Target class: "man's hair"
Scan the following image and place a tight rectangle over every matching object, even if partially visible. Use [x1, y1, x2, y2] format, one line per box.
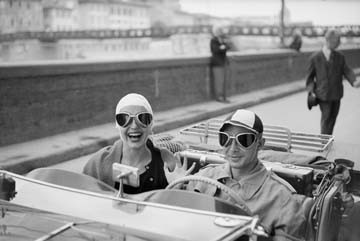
[325, 29, 340, 41]
[212, 25, 222, 37]
[324, 29, 341, 49]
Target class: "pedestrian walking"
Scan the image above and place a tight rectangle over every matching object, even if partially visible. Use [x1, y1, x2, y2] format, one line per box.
[306, 29, 360, 135]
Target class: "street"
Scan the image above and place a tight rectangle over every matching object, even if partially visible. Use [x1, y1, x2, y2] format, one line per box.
[53, 83, 360, 171]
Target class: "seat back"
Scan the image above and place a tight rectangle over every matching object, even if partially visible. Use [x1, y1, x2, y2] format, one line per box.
[142, 189, 250, 216]
[27, 168, 116, 195]
[308, 178, 344, 241]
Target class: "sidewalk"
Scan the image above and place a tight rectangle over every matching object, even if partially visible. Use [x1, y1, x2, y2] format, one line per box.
[0, 79, 306, 174]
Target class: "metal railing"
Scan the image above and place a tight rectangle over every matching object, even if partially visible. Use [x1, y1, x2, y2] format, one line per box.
[180, 119, 334, 155]
[1, 25, 359, 42]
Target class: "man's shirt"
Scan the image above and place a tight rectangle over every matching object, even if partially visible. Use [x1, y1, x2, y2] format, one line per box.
[187, 161, 311, 240]
[322, 45, 331, 61]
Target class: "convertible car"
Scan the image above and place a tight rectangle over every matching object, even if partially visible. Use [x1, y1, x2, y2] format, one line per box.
[1, 119, 359, 241]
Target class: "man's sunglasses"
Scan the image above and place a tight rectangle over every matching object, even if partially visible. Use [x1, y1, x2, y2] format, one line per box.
[116, 112, 153, 128]
[219, 132, 257, 148]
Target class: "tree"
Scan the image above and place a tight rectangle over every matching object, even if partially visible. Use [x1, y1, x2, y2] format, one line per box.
[279, 0, 285, 47]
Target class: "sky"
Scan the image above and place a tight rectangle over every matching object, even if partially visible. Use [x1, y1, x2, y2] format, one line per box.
[179, 0, 360, 26]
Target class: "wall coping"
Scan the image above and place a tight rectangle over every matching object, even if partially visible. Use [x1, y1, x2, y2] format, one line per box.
[1, 46, 358, 79]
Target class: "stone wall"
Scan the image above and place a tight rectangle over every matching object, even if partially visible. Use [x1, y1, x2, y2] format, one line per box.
[1, 47, 360, 146]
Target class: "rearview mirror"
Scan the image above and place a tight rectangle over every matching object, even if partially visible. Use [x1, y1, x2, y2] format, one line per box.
[112, 163, 140, 187]
[112, 163, 140, 197]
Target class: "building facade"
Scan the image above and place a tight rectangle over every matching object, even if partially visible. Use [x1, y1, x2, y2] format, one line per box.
[78, 0, 151, 30]
[43, 0, 79, 31]
[0, 0, 43, 34]
[0, 0, 232, 61]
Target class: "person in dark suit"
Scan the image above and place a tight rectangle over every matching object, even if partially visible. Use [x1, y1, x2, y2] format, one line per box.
[306, 29, 360, 135]
[289, 29, 302, 52]
[210, 25, 230, 103]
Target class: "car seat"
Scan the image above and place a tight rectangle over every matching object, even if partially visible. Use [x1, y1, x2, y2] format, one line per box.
[306, 166, 348, 241]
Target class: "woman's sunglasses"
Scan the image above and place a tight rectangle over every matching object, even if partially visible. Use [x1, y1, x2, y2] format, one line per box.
[116, 112, 153, 128]
[219, 132, 257, 148]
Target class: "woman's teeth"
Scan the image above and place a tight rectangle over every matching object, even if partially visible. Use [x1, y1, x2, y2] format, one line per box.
[128, 133, 142, 141]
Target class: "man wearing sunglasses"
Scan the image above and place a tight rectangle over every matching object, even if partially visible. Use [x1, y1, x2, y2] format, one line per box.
[186, 109, 310, 240]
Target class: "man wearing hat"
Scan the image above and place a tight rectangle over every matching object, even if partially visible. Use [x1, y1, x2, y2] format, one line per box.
[306, 29, 360, 135]
[186, 109, 311, 240]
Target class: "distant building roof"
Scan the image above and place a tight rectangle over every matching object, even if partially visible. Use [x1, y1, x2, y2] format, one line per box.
[78, 0, 150, 8]
[174, 10, 231, 21]
[43, 0, 77, 9]
[43, 5, 74, 11]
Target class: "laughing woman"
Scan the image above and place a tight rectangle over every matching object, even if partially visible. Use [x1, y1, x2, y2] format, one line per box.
[83, 93, 187, 194]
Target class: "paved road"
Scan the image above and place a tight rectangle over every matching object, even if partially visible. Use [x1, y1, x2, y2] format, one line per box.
[249, 83, 360, 168]
[53, 83, 360, 171]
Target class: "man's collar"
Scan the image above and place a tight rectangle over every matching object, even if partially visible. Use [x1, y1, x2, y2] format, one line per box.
[219, 162, 269, 199]
[214, 163, 232, 180]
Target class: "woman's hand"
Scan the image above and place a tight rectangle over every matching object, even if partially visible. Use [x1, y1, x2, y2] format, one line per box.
[164, 153, 195, 184]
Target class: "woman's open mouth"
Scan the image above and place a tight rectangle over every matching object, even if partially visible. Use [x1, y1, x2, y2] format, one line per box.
[128, 132, 143, 142]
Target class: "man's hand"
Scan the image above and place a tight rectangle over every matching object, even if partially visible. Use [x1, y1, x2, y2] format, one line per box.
[353, 78, 360, 88]
[309, 91, 316, 97]
[164, 153, 195, 184]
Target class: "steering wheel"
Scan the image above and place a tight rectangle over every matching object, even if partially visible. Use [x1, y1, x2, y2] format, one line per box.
[166, 175, 252, 215]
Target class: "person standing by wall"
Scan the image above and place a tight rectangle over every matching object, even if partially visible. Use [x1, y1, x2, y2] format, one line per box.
[210, 25, 230, 103]
[306, 29, 360, 135]
[288, 29, 302, 52]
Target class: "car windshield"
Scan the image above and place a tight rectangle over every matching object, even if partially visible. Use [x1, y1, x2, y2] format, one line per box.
[2, 170, 255, 241]
[1, 200, 153, 241]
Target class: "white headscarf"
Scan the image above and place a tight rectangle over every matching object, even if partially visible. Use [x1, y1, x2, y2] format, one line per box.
[115, 93, 153, 128]
[116, 93, 153, 114]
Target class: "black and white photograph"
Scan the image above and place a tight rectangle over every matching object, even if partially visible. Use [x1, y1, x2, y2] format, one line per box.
[1, 0, 360, 240]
